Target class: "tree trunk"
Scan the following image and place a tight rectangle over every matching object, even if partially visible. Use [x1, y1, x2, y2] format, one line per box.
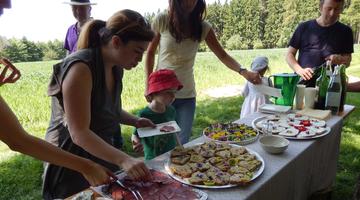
[354, 175, 360, 200]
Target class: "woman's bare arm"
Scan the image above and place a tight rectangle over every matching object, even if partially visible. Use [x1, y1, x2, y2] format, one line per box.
[0, 96, 112, 186]
[62, 63, 150, 180]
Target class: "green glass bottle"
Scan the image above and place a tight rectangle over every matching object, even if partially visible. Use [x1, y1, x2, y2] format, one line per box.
[315, 65, 330, 110]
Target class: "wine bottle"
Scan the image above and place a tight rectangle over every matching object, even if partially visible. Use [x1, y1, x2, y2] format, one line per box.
[315, 65, 330, 110]
[325, 66, 342, 115]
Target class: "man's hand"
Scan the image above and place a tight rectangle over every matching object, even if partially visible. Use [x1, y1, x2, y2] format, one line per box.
[326, 54, 351, 66]
[0, 58, 21, 86]
[295, 67, 313, 80]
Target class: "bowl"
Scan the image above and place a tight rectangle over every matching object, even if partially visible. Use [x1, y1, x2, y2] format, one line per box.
[259, 135, 289, 154]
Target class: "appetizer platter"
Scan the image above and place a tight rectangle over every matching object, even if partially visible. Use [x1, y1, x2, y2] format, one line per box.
[252, 114, 331, 140]
[203, 123, 259, 145]
[165, 141, 265, 189]
[92, 169, 207, 200]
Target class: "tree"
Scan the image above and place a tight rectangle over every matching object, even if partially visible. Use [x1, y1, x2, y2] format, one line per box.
[39, 40, 66, 61]
[207, 0, 227, 43]
[0, 36, 9, 58]
[263, 0, 285, 48]
[342, 0, 360, 44]
[223, 0, 264, 49]
[20, 37, 43, 61]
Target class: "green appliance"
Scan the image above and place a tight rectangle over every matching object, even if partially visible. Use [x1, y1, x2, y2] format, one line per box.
[270, 73, 300, 106]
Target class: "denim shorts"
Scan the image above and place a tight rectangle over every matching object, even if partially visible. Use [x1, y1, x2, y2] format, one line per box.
[172, 98, 196, 144]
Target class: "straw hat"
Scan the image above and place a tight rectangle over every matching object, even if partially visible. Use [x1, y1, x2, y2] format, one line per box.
[63, 0, 97, 6]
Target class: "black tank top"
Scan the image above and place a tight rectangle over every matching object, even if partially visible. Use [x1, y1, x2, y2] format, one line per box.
[43, 48, 123, 199]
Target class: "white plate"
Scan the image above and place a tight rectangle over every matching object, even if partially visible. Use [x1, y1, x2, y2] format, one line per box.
[202, 123, 259, 145]
[252, 116, 331, 140]
[137, 121, 181, 138]
[259, 104, 292, 114]
[164, 143, 265, 189]
[203, 132, 259, 146]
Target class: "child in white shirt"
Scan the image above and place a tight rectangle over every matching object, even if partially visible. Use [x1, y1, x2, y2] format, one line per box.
[240, 56, 271, 118]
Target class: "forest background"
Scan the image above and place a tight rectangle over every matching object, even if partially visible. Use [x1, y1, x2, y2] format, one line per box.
[0, 0, 359, 62]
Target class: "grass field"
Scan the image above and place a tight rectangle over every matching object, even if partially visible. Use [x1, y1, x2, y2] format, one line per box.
[0, 46, 359, 199]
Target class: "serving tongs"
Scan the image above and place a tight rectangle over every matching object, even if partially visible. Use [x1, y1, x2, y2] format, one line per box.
[114, 179, 143, 200]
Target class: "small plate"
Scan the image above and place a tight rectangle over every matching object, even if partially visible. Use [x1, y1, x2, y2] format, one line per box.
[259, 104, 292, 114]
[137, 121, 181, 138]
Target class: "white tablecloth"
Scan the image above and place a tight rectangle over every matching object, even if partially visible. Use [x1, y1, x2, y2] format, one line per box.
[146, 105, 355, 200]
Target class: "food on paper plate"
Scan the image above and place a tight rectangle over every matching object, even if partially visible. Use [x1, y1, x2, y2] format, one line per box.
[168, 141, 262, 186]
[160, 125, 176, 132]
[279, 128, 299, 137]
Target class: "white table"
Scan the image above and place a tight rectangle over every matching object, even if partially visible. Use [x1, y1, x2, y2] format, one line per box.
[146, 105, 355, 200]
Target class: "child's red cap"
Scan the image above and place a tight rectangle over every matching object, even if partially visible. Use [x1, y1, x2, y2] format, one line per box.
[146, 69, 183, 96]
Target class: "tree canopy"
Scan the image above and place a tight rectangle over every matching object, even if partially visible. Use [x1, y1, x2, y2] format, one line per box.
[0, 0, 359, 62]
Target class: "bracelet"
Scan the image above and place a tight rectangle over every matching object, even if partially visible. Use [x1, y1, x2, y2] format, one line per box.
[238, 67, 247, 75]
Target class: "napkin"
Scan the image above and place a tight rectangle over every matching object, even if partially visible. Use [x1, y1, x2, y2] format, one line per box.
[254, 84, 283, 98]
[296, 109, 331, 120]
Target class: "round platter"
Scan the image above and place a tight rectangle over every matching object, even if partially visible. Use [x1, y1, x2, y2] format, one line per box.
[91, 170, 208, 200]
[202, 123, 259, 145]
[164, 143, 265, 189]
[251, 114, 331, 140]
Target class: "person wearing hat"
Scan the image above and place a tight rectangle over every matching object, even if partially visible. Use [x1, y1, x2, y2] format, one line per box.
[145, 0, 261, 145]
[240, 56, 271, 119]
[132, 69, 183, 160]
[63, 0, 96, 55]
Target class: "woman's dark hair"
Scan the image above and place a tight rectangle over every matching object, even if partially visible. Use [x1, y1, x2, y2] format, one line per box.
[77, 9, 154, 49]
[168, 0, 206, 43]
[319, 0, 344, 7]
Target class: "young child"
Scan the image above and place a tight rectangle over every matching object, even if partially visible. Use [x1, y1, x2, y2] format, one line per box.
[240, 56, 271, 119]
[132, 69, 183, 160]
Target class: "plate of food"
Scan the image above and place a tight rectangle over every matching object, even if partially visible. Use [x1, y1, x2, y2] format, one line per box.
[164, 141, 265, 189]
[252, 113, 331, 140]
[137, 121, 181, 138]
[202, 123, 259, 145]
[92, 169, 207, 200]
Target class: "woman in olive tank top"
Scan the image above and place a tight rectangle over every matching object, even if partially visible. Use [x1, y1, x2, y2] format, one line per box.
[43, 9, 155, 200]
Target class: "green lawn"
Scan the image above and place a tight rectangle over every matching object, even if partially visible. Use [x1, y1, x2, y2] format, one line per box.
[0, 46, 359, 199]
